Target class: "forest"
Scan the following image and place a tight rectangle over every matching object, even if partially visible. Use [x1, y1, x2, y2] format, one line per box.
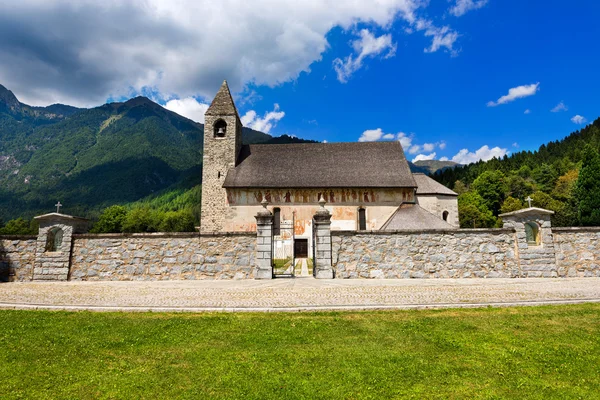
[434, 118, 600, 228]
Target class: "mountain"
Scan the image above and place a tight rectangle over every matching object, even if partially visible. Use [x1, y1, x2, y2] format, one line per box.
[0, 85, 315, 220]
[412, 160, 461, 175]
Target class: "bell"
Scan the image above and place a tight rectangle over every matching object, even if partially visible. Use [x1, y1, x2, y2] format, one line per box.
[218, 127, 225, 135]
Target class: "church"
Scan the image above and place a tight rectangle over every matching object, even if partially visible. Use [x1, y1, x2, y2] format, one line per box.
[200, 81, 458, 257]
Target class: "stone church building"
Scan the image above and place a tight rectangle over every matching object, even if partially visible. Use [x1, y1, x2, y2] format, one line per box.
[200, 81, 458, 258]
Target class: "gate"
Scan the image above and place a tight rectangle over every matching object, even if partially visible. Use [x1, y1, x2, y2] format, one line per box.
[312, 217, 317, 277]
[272, 213, 295, 277]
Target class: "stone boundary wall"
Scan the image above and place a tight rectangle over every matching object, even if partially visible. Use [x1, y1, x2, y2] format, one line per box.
[552, 227, 600, 277]
[332, 229, 520, 279]
[0, 236, 37, 282]
[69, 232, 256, 281]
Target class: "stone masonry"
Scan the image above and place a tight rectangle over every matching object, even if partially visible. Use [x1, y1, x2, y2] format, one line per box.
[200, 81, 243, 233]
[553, 227, 600, 277]
[0, 237, 36, 282]
[70, 233, 255, 281]
[332, 229, 519, 279]
[313, 197, 334, 279]
[33, 213, 89, 281]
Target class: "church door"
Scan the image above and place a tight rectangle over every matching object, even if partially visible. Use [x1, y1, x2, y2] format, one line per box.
[294, 239, 308, 258]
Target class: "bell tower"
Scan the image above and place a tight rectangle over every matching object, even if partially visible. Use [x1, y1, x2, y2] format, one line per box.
[200, 80, 243, 233]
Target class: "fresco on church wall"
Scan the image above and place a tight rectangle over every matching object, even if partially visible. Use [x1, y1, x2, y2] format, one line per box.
[226, 188, 414, 206]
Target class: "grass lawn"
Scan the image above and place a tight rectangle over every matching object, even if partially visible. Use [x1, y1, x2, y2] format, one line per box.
[1, 305, 600, 399]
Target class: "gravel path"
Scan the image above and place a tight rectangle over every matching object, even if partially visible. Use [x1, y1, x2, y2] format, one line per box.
[1, 278, 600, 312]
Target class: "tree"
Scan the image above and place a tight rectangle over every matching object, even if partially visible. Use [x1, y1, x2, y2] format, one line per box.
[159, 210, 196, 232]
[533, 163, 558, 193]
[458, 191, 497, 228]
[574, 145, 600, 226]
[90, 205, 128, 233]
[452, 180, 468, 195]
[0, 218, 36, 235]
[122, 207, 162, 233]
[471, 171, 508, 216]
[505, 174, 535, 200]
[500, 196, 523, 214]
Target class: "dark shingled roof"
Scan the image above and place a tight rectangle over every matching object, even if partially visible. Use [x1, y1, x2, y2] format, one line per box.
[205, 80, 240, 117]
[223, 141, 417, 188]
[380, 203, 455, 231]
[413, 173, 458, 196]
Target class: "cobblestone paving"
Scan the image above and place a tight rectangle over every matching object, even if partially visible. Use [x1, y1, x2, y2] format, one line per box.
[1, 278, 600, 311]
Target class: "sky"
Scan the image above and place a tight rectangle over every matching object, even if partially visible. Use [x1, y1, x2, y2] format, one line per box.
[0, 0, 599, 164]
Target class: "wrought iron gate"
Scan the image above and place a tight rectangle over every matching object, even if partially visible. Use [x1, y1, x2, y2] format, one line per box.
[272, 212, 295, 277]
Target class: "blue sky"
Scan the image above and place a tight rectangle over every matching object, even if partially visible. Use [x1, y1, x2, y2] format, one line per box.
[1, 0, 598, 164]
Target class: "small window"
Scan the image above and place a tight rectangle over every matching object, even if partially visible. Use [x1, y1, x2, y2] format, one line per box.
[214, 119, 227, 137]
[45, 227, 63, 252]
[358, 208, 366, 231]
[525, 221, 541, 246]
[273, 208, 281, 236]
[442, 211, 449, 221]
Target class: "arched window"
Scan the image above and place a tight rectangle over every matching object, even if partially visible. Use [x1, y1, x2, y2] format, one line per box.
[273, 208, 281, 236]
[525, 221, 541, 246]
[45, 227, 63, 252]
[358, 208, 366, 231]
[214, 119, 227, 137]
[442, 211, 449, 221]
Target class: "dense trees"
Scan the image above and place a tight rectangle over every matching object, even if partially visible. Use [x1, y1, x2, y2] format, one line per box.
[434, 118, 600, 227]
[574, 145, 600, 226]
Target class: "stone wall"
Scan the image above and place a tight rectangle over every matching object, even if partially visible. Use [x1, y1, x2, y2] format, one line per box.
[0, 236, 37, 282]
[69, 233, 255, 281]
[553, 227, 600, 277]
[332, 229, 519, 279]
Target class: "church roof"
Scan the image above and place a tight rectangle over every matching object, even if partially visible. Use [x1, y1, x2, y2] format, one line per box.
[205, 80, 240, 118]
[413, 173, 457, 196]
[380, 203, 456, 231]
[223, 141, 417, 189]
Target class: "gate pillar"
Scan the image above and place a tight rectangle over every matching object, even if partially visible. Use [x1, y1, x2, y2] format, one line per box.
[255, 199, 274, 279]
[313, 196, 334, 279]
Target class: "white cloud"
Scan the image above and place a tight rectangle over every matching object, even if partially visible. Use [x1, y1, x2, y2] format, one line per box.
[382, 133, 396, 139]
[397, 132, 413, 148]
[413, 152, 437, 162]
[439, 141, 447, 150]
[551, 101, 568, 112]
[164, 97, 209, 123]
[571, 115, 587, 125]
[524, 109, 531, 114]
[512, 142, 519, 148]
[422, 143, 436, 152]
[358, 128, 386, 142]
[451, 145, 508, 165]
[241, 104, 285, 133]
[449, 0, 488, 17]
[487, 83, 540, 107]
[414, 19, 459, 55]
[409, 145, 422, 154]
[333, 29, 397, 83]
[439, 156, 449, 161]
[0, 0, 431, 107]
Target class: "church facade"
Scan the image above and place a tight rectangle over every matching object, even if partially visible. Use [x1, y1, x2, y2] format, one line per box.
[200, 81, 459, 255]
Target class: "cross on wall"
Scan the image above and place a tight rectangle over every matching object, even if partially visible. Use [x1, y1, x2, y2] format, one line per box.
[55, 201, 63, 213]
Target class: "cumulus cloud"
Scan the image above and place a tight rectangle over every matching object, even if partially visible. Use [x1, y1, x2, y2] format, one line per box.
[551, 101, 568, 112]
[414, 19, 459, 55]
[524, 109, 531, 114]
[413, 152, 437, 162]
[241, 104, 285, 133]
[358, 128, 387, 142]
[0, 0, 445, 107]
[449, 0, 488, 17]
[357, 129, 447, 157]
[164, 97, 209, 123]
[439, 156, 449, 161]
[487, 83, 540, 107]
[451, 145, 508, 164]
[333, 29, 396, 83]
[571, 115, 587, 125]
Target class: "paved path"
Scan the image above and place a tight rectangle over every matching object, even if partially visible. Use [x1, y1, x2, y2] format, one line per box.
[1, 278, 600, 312]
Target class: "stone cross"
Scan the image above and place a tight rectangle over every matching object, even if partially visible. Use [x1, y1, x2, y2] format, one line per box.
[55, 201, 63, 213]
[525, 196, 533, 208]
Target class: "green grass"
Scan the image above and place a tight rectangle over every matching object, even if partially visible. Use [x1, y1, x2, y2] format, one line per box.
[1, 305, 600, 399]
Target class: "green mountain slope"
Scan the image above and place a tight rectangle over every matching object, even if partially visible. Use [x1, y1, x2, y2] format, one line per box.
[0, 85, 314, 220]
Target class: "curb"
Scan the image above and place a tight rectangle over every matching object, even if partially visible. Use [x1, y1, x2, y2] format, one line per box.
[1, 298, 600, 313]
